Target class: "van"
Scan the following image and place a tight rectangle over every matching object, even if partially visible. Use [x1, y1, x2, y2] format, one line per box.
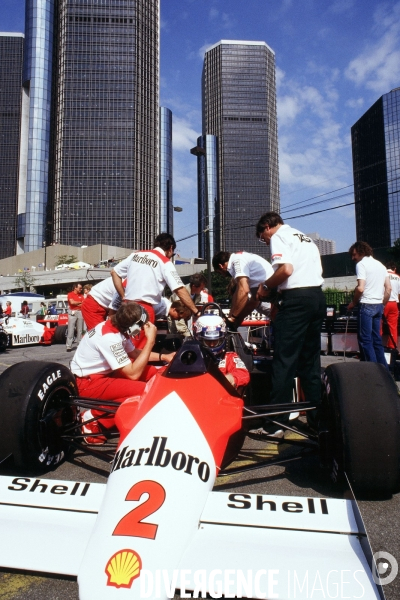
[0, 292, 46, 318]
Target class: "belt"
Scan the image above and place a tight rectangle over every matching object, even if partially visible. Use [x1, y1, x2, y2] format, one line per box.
[280, 286, 322, 294]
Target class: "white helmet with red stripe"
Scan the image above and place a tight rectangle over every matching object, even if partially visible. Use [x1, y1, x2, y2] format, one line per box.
[193, 314, 226, 357]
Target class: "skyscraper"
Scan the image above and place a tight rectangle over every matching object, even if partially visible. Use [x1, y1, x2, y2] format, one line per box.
[351, 87, 400, 249]
[200, 40, 279, 257]
[15, 0, 160, 255]
[159, 106, 173, 234]
[0, 33, 24, 259]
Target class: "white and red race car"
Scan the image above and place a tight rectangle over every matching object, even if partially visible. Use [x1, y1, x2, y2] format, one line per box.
[0, 332, 398, 598]
[0, 316, 67, 349]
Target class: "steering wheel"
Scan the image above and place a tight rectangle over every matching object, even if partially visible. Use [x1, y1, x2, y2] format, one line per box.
[199, 302, 225, 318]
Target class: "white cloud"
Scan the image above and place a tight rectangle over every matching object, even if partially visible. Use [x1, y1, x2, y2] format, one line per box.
[209, 8, 218, 20]
[328, 0, 355, 15]
[345, 97, 364, 109]
[345, 2, 400, 93]
[172, 117, 200, 153]
[198, 42, 212, 60]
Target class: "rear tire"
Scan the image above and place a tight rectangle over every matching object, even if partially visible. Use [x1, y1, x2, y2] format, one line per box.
[53, 324, 67, 344]
[321, 362, 400, 496]
[0, 361, 78, 471]
[0, 332, 7, 352]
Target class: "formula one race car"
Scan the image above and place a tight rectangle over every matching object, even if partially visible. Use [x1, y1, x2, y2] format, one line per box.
[0, 316, 67, 350]
[0, 327, 399, 598]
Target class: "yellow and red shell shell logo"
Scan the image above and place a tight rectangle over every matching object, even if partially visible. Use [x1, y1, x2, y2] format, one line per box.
[105, 549, 142, 588]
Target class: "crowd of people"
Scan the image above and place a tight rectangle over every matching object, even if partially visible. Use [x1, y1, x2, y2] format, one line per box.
[24, 214, 395, 443]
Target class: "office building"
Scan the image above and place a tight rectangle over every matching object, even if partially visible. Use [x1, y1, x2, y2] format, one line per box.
[159, 107, 173, 234]
[306, 232, 336, 256]
[15, 0, 160, 255]
[0, 33, 24, 259]
[351, 88, 400, 249]
[194, 135, 219, 259]
[200, 40, 279, 258]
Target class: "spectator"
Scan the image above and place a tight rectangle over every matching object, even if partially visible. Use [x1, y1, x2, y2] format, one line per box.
[382, 261, 400, 349]
[39, 302, 47, 316]
[66, 283, 84, 352]
[83, 284, 92, 298]
[20, 301, 30, 318]
[4, 301, 12, 317]
[348, 241, 390, 367]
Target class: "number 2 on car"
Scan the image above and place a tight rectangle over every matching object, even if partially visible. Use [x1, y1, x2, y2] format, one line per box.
[112, 480, 166, 540]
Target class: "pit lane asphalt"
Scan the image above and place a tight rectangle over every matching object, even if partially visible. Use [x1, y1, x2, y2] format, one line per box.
[0, 343, 399, 600]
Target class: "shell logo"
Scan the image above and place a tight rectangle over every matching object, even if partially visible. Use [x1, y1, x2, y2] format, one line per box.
[105, 549, 142, 588]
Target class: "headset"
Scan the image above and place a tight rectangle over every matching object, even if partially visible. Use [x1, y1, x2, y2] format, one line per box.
[124, 304, 148, 337]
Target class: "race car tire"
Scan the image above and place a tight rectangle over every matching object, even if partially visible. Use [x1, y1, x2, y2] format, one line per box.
[0, 361, 78, 471]
[0, 332, 7, 352]
[53, 324, 68, 344]
[321, 362, 400, 497]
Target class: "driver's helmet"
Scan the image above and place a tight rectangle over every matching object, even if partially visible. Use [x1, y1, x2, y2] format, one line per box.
[193, 314, 226, 357]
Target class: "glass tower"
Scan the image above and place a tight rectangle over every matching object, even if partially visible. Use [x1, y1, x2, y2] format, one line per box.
[196, 135, 219, 258]
[19, 0, 55, 253]
[0, 34, 24, 259]
[201, 40, 280, 257]
[159, 106, 173, 234]
[52, 0, 159, 249]
[351, 88, 400, 249]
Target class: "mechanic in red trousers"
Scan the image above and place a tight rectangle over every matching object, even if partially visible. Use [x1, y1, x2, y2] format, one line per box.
[81, 276, 126, 330]
[382, 261, 400, 348]
[193, 313, 250, 392]
[111, 233, 201, 327]
[70, 302, 173, 443]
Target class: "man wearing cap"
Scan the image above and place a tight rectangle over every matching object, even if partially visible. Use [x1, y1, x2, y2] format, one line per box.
[256, 212, 325, 433]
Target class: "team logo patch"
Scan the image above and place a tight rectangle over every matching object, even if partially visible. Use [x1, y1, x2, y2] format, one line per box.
[271, 253, 282, 260]
[105, 549, 142, 588]
[110, 342, 129, 364]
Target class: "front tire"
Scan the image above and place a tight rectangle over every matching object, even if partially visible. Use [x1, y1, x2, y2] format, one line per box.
[0, 332, 7, 352]
[0, 361, 78, 471]
[321, 362, 400, 496]
[53, 324, 68, 344]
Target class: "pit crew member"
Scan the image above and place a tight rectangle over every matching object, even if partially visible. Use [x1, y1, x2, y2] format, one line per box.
[212, 250, 273, 327]
[193, 314, 250, 392]
[256, 212, 325, 435]
[171, 273, 213, 336]
[81, 276, 126, 330]
[347, 241, 390, 367]
[110, 233, 201, 325]
[66, 283, 84, 352]
[71, 303, 170, 443]
[381, 261, 400, 349]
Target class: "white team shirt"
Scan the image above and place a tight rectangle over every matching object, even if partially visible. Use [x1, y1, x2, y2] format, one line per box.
[89, 277, 120, 308]
[227, 252, 273, 288]
[70, 320, 135, 377]
[270, 225, 323, 290]
[109, 292, 170, 319]
[356, 256, 387, 304]
[113, 247, 184, 304]
[387, 270, 400, 302]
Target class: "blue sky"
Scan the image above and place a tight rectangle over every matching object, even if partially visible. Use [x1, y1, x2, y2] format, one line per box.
[3, 1, 400, 257]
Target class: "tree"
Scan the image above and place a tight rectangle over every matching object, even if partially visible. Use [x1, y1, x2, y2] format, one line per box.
[389, 239, 400, 266]
[201, 270, 231, 304]
[14, 272, 36, 292]
[55, 254, 78, 266]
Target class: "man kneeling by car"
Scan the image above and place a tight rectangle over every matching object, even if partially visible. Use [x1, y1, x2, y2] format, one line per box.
[70, 302, 173, 444]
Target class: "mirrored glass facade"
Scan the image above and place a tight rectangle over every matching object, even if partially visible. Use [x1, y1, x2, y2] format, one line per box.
[52, 0, 159, 249]
[21, 0, 55, 252]
[159, 106, 173, 234]
[196, 135, 219, 258]
[202, 40, 279, 257]
[352, 88, 400, 249]
[0, 34, 24, 259]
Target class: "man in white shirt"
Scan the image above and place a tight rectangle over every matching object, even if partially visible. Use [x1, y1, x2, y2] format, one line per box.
[348, 242, 390, 366]
[71, 303, 171, 443]
[382, 261, 400, 348]
[212, 250, 274, 327]
[111, 233, 201, 325]
[256, 212, 326, 434]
